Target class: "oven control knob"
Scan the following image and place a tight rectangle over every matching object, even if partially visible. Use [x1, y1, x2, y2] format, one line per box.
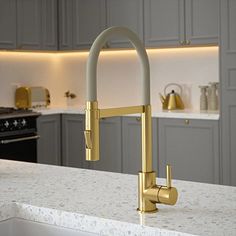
[13, 120, 18, 127]
[21, 119, 26, 126]
[4, 121, 9, 128]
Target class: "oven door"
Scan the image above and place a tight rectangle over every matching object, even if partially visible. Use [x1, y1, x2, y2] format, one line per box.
[0, 133, 40, 163]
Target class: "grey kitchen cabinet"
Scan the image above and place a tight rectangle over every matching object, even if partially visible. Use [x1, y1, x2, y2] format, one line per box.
[37, 115, 61, 165]
[0, 0, 17, 49]
[0, 0, 57, 50]
[59, 0, 106, 50]
[144, 0, 219, 47]
[144, 0, 185, 47]
[17, 0, 42, 50]
[158, 118, 220, 184]
[41, 0, 58, 50]
[106, 0, 144, 48]
[185, 0, 219, 45]
[61, 114, 89, 169]
[220, 0, 236, 186]
[90, 117, 122, 173]
[122, 117, 158, 175]
[17, 0, 58, 50]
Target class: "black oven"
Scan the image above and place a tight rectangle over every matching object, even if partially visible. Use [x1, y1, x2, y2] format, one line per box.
[0, 109, 40, 163]
[0, 133, 39, 162]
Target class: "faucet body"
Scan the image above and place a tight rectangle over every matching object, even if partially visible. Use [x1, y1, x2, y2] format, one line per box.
[84, 27, 178, 213]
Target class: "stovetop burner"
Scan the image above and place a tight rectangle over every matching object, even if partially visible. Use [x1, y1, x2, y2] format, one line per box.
[0, 107, 40, 120]
[0, 107, 31, 115]
[0, 107, 40, 135]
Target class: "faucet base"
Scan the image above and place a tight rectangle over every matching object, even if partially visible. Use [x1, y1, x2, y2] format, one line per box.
[137, 208, 158, 213]
[138, 171, 158, 213]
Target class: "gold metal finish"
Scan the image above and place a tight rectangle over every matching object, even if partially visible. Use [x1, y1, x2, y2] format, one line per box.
[84, 101, 99, 161]
[100, 106, 143, 118]
[15, 86, 50, 109]
[141, 105, 152, 173]
[185, 119, 190, 125]
[84, 131, 92, 149]
[84, 101, 178, 212]
[186, 40, 191, 45]
[159, 84, 185, 110]
[166, 164, 172, 188]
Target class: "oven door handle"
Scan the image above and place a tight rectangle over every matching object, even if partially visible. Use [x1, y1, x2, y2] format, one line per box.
[0, 135, 40, 144]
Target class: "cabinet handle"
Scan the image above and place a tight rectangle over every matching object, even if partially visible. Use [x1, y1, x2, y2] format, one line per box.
[136, 117, 141, 122]
[180, 40, 184, 45]
[186, 40, 191, 45]
[184, 119, 190, 125]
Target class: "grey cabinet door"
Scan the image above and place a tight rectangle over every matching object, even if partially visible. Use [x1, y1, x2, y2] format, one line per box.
[17, 0, 57, 50]
[58, 0, 73, 50]
[122, 117, 158, 175]
[144, 0, 218, 47]
[59, 0, 106, 50]
[106, 0, 144, 48]
[185, 0, 219, 46]
[17, 0, 42, 50]
[158, 118, 220, 184]
[41, 0, 58, 50]
[61, 114, 89, 169]
[37, 115, 61, 165]
[72, 0, 106, 49]
[220, 0, 236, 186]
[91, 117, 122, 173]
[0, 0, 17, 49]
[144, 0, 185, 47]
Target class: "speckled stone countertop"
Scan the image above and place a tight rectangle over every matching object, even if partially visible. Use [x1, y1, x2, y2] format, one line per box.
[1, 160, 235, 236]
[34, 107, 220, 120]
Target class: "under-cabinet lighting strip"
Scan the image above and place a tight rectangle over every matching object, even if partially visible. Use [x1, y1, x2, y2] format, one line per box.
[0, 46, 218, 57]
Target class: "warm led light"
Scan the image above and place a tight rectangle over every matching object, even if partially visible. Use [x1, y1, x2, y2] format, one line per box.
[0, 46, 218, 58]
[0, 50, 56, 60]
[56, 46, 219, 57]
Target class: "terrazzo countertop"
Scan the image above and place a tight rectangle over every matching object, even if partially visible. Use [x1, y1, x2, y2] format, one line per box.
[0, 160, 235, 236]
[34, 107, 220, 120]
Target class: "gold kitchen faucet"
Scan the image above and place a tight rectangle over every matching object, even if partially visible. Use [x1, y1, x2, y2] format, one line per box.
[84, 27, 178, 213]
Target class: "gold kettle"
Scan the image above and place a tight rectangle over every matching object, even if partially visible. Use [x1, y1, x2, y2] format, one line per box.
[159, 83, 185, 110]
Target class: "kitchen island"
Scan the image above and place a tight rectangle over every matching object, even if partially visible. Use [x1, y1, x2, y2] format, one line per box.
[0, 160, 235, 236]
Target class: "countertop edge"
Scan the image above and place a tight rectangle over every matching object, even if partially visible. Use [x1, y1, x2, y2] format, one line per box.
[4, 202, 193, 236]
[35, 108, 220, 120]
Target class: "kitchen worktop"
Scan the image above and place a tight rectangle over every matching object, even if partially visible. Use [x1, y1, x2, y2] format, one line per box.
[35, 107, 220, 120]
[0, 160, 235, 236]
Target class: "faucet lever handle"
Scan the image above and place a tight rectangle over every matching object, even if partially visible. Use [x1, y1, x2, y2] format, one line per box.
[84, 130, 92, 149]
[166, 164, 172, 188]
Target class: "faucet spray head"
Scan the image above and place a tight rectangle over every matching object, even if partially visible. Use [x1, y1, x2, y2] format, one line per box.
[84, 101, 100, 161]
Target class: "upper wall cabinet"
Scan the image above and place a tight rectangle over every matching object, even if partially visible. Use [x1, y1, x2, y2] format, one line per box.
[185, 0, 219, 45]
[144, 0, 185, 47]
[0, 0, 58, 50]
[144, 0, 219, 47]
[0, 0, 17, 49]
[17, 0, 42, 50]
[59, 0, 106, 50]
[41, 0, 58, 50]
[106, 0, 144, 48]
[17, 0, 58, 50]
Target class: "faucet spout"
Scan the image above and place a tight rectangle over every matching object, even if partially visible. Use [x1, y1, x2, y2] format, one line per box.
[84, 27, 178, 213]
[86, 27, 150, 105]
